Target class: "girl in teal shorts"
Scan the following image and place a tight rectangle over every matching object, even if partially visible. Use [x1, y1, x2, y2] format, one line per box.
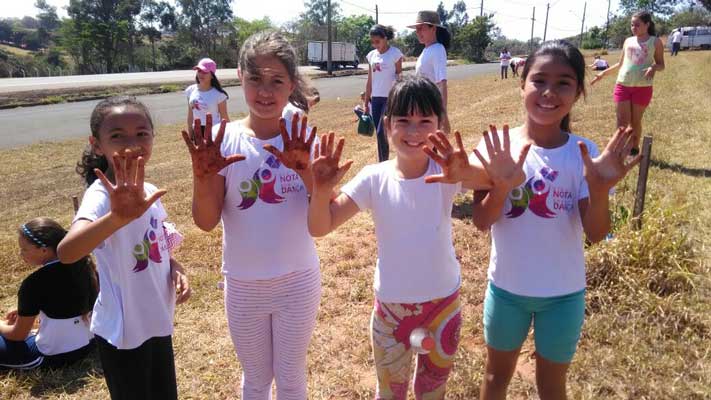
[466, 41, 642, 399]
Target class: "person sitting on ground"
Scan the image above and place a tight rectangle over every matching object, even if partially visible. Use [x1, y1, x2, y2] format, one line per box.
[353, 91, 367, 121]
[589, 55, 609, 71]
[0, 218, 98, 370]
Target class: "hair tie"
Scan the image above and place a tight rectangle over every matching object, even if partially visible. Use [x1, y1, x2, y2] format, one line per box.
[21, 224, 47, 248]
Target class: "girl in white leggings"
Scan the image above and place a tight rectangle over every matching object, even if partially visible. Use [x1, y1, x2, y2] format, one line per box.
[183, 31, 322, 400]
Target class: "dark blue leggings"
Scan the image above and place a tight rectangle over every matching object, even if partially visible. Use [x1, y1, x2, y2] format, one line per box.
[371, 96, 389, 162]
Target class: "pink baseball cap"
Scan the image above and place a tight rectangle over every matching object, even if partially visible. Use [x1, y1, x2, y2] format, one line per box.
[193, 58, 217, 74]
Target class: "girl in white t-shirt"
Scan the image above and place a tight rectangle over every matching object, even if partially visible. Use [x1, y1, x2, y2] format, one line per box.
[499, 48, 512, 79]
[58, 97, 191, 400]
[185, 57, 230, 138]
[182, 31, 321, 399]
[307, 75, 527, 399]
[462, 40, 642, 399]
[409, 10, 452, 134]
[365, 24, 403, 162]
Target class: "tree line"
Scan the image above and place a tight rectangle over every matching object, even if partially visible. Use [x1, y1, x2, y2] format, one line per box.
[0, 0, 709, 78]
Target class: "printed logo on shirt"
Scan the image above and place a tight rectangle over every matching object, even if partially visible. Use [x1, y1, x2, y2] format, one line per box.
[373, 62, 382, 72]
[191, 99, 206, 111]
[506, 167, 559, 219]
[132, 216, 163, 272]
[236, 155, 306, 210]
[627, 41, 650, 66]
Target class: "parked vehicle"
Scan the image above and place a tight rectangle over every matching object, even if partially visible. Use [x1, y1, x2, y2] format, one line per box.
[669, 26, 711, 50]
[307, 41, 359, 69]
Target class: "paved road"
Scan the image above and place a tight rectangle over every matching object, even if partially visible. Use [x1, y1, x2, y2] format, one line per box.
[0, 63, 498, 148]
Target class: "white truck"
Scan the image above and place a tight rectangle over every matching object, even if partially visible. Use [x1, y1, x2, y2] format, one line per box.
[669, 26, 711, 50]
[307, 41, 359, 69]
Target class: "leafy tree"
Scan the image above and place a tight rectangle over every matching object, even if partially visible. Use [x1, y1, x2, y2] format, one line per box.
[619, 0, 684, 15]
[455, 15, 495, 62]
[302, 0, 342, 26]
[436, 2, 450, 27]
[0, 20, 13, 43]
[700, 0, 711, 12]
[449, 0, 469, 55]
[177, 0, 233, 55]
[338, 14, 375, 60]
[234, 16, 274, 47]
[35, 1, 60, 32]
[667, 7, 711, 28]
[391, 30, 423, 57]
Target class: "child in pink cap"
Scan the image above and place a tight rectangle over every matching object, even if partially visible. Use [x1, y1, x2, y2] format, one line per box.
[185, 57, 230, 138]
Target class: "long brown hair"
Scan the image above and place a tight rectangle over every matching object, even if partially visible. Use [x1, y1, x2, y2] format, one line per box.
[238, 30, 314, 113]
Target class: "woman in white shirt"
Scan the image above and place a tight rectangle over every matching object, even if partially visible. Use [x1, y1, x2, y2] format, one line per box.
[365, 24, 403, 162]
[409, 10, 452, 133]
[185, 58, 230, 138]
[500, 48, 512, 79]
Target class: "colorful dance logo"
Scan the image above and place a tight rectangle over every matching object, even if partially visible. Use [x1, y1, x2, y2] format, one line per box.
[506, 167, 558, 219]
[132, 216, 163, 272]
[237, 155, 286, 210]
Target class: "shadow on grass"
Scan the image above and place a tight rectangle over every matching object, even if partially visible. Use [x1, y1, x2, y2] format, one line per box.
[651, 159, 711, 178]
[0, 349, 102, 397]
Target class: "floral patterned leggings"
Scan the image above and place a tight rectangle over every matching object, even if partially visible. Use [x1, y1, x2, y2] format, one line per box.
[371, 290, 462, 400]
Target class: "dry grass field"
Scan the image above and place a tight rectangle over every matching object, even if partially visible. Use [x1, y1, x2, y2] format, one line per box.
[0, 50, 709, 399]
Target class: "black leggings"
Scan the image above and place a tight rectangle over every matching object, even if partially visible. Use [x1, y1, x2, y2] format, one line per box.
[96, 335, 177, 400]
[501, 65, 509, 79]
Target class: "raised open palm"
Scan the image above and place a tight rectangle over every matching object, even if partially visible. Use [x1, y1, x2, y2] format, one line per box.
[311, 132, 353, 192]
[423, 130, 474, 184]
[264, 114, 316, 173]
[95, 149, 167, 225]
[580, 127, 642, 193]
[182, 114, 245, 179]
[472, 124, 530, 191]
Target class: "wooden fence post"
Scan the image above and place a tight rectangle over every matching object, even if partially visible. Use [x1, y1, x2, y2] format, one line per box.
[632, 136, 653, 230]
[72, 195, 80, 214]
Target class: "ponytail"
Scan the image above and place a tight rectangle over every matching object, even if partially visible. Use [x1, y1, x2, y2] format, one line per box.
[436, 26, 451, 50]
[370, 24, 395, 40]
[633, 10, 656, 36]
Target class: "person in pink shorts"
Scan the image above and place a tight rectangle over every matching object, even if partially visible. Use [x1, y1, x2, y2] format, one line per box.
[591, 10, 665, 155]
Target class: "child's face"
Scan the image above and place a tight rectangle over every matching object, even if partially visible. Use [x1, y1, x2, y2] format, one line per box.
[91, 106, 155, 167]
[415, 24, 436, 45]
[196, 70, 212, 85]
[18, 234, 50, 266]
[385, 111, 439, 161]
[370, 35, 386, 50]
[239, 55, 295, 120]
[630, 17, 649, 36]
[521, 55, 580, 129]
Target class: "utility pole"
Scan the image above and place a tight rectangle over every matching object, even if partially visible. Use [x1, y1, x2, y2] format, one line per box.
[543, 3, 550, 42]
[604, 0, 611, 48]
[529, 6, 536, 53]
[375, 4, 379, 24]
[579, 1, 586, 48]
[327, 0, 332, 75]
[480, 0, 483, 16]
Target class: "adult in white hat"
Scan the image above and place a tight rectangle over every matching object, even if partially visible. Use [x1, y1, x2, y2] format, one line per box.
[409, 10, 452, 133]
[185, 57, 230, 138]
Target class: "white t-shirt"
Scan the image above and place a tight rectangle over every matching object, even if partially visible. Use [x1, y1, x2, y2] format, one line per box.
[482, 128, 600, 297]
[75, 181, 175, 350]
[594, 59, 609, 68]
[341, 159, 462, 303]
[217, 121, 319, 280]
[671, 30, 683, 43]
[185, 84, 228, 126]
[500, 52, 512, 66]
[367, 46, 404, 97]
[416, 43, 447, 84]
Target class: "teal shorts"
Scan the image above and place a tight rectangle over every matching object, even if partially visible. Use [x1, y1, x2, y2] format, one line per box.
[483, 282, 585, 364]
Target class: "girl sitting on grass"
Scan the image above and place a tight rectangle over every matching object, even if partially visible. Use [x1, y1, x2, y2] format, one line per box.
[307, 75, 528, 399]
[0, 218, 97, 370]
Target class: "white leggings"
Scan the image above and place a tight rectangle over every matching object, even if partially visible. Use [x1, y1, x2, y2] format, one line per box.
[224, 268, 321, 400]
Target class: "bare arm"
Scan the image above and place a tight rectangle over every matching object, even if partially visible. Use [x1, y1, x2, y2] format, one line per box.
[591, 45, 625, 85]
[170, 257, 191, 305]
[58, 216, 126, 263]
[471, 188, 509, 231]
[395, 57, 403, 77]
[579, 192, 611, 244]
[365, 64, 372, 113]
[437, 80, 448, 108]
[308, 192, 360, 237]
[191, 175, 226, 231]
[187, 106, 194, 136]
[652, 38, 665, 72]
[0, 315, 35, 341]
[218, 101, 230, 123]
